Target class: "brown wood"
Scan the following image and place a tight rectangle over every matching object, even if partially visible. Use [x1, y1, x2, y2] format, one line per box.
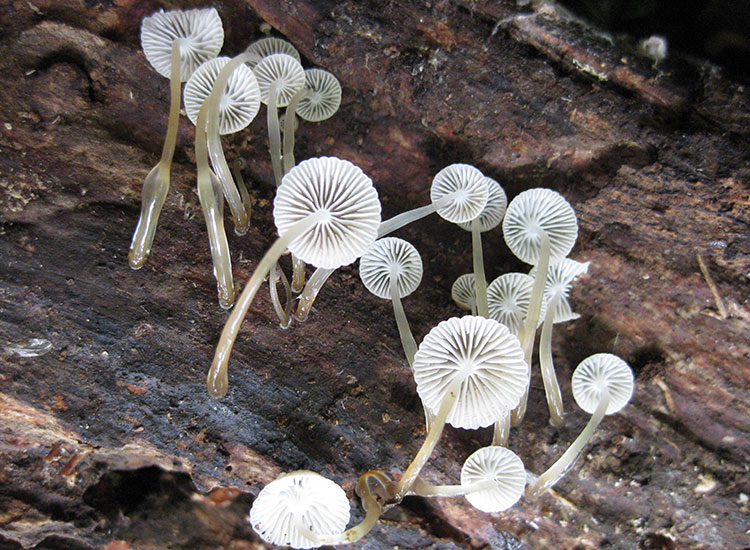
[0, 1, 747, 549]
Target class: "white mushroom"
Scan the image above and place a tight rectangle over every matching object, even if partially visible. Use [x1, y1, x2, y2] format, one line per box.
[244, 36, 301, 69]
[451, 274, 478, 315]
[486, 272, 547, 336]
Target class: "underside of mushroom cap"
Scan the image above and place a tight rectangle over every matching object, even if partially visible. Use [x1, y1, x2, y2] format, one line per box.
[461, 446, 526, 512]
[430, 164, 489, 224]
[254, 53, 306, 107]
[274, 157, 381, 270]
[413, 316, 528, 430]
[572, 353, 634, 415]
[451, 274, 477, 310]
[530, 258, 590, 323]
[244, 36, 301, 69]
[184, 57, 261, 134]
[141, 8, 224, 81]
[360, 237, 423, 300]
[249, 470, 350, 549]
[502, 188, 578, 265]
[457, 177, 507, 232]
[296, 69, 342, 122]
[487, 272, 548, 334]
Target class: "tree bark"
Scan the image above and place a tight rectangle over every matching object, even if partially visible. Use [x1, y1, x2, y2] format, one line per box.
[0, 1, 747, 549]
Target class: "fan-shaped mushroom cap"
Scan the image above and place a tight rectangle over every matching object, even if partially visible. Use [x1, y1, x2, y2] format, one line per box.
[184, 57, 261, 134]
[530, 258, 589, 323]
[359, 237, 423, 300]
[249, 470, 350, 549]
[486, 273, 547, 334]
[253, 53, 306, 107]
[244, 36, 301, 69]
[502, 188, 578, 265]
[457, 177, 507, 232]
[430, 164, 489, 224]
[451, 274, 476, 310]
[461, 446, 526, 513]
[413, 316, 528, 430]
[274, 157, 381, 270]
[141, 8, 224, 81]
[296, 69, 342, 122]
[572, 353, 634, 415]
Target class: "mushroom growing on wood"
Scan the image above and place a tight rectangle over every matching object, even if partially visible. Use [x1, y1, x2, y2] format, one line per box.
[129, 8, 223, 269]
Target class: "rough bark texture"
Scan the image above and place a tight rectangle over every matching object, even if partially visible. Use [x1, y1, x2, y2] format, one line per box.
[0, 1, 748, 549]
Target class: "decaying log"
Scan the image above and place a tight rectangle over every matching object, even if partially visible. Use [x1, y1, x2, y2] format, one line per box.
[0, 1, 748, 549]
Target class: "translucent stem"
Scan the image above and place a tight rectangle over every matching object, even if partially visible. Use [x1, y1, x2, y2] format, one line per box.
[539, 293, 564, 426]
[411, 478, 503, 498]
[269, 261, 293, 328]
[207, 211, 327, 397]
[471, 218, 489, 318]
[295, 267, 334, 321]
[196, 103, 234, 309]
[282, 88, 308, 175]
[295, 487, 382, 545]
[231, 158, 252, 220]
[492, 409, 510, 446]
[526, 387, 610, 498]
[267, 81, 283, 187]
[390, 271, 417, 369]
[128, 40, 181, 269]
[511, 231, 551, 426]
[392, 378, 461, 501]
[291, 255, 306, 293]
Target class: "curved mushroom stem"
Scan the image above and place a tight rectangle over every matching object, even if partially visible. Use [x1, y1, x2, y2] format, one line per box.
[525, 386, 610, 498]
[539, 293, 564, 426]
[410, 478, 503, 498]
[207, 210, 328, 398]
[291, 256, 306, 294]
[511, 230, 551, 426]
[267, 81, 283, 187]
[491, 409, 510, 446]
[196, 103, 235, 309]
[390, 271, 417, 368]
[391, 378, 462, 502]
[268, 261, 293, 329]
[128, 40, 181, 269]
[295, 266, 334, 321]
[206, 52, 253, 236]
[471, 218, 489, 318]
[230, 158, 252, 221]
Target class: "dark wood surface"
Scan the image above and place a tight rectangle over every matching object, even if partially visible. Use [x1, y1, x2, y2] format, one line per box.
[0, 1, 748, 549]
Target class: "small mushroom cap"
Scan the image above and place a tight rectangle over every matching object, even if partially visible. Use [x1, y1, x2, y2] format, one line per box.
[274, 157, 381, 270]
[461, 446, 526, 513]
[249, 470, 350, 549]
[572, 353, 634, 415]
[502, 188, 578, 265]
[296, 69, 342, 122]
[141, 8, 224, 81]
[253, 53, 306, 107]
[183, 57, 261, 134]
[530, 258, 589, 323]
[359, 237, 423, 300]
[451, 274, 476, 310]
[486, 273, 548, 334]
[430, 164, 489, 224]
[413, 316, 528, 430]
[457, 177, 507, 232]
[244, 36, 301, 69]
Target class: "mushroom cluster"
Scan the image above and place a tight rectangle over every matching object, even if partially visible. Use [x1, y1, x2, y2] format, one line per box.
[130, 9, 636, 549]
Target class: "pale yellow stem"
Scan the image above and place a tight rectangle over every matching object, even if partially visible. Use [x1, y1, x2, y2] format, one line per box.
[491, 409, 510, 446]
[471, 218, 489, 318]
[267, 81, 283, 187]
[539, 293, 564, 426]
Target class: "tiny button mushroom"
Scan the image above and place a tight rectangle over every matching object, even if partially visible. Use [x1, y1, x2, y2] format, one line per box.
[451, 274, 478, 315]
[243, 36, 301, 69]
[526, 353, 634, 498]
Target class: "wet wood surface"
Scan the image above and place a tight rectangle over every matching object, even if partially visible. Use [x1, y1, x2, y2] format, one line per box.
[0, 1, 748, 549]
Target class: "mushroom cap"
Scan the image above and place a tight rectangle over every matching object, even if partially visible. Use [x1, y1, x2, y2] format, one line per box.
[530, 258, 590, 323]
[457, 177, 507, 232]
[486, 273, 548, 335]
[249, 470, 350, 549]
[183, 57, 261, 134]
[502, 188, 578, 265]
[451, 274, 476, 310]
[413, 316, 528, 430]
[253, 53, 306, 107]
[141, 8, 224, 81]
[359, 237, 423, 300]
[244, 37, 301, 69]
[274, 157, 382, 270]
[430, 164, 489, 224]
[572, 353, 634, 415]
[461, 446, 526, 513]
[296, 69, 342, 122]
